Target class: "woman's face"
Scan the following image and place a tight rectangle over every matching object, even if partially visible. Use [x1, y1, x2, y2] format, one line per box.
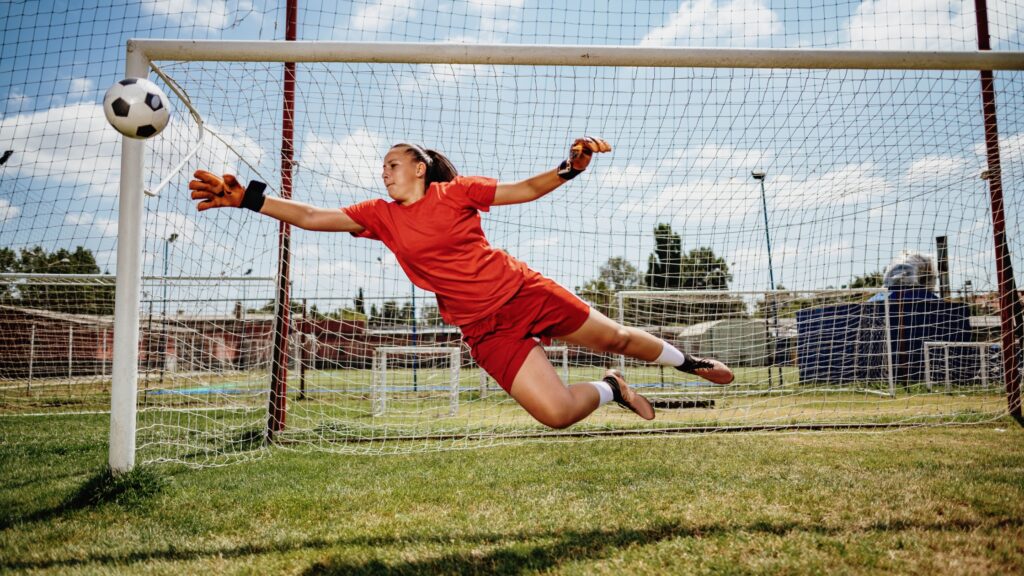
[381, 147, 426, 204]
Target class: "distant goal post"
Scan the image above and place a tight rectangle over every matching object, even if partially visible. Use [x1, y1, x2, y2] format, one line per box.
[371, 346, 461, 417]
[616, 288, 912, 397]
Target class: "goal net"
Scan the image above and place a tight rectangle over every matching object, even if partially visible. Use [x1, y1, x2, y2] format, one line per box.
[106, 41, 1022, 467]
[617, 288, 1007, 398]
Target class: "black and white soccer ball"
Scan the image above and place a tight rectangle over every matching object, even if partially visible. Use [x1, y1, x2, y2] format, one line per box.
[102, 77, 171, 139]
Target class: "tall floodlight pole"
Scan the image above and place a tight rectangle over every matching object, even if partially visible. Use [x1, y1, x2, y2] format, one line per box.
[412, 283, 418, 390]
[161, 233, 178, 316]
[159, 232, 177, 387]
[752, 170, 783, 387]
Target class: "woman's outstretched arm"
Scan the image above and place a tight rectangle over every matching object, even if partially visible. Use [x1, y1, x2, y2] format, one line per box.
[189, 170, 365, 233]
[492, 137, 611, 206]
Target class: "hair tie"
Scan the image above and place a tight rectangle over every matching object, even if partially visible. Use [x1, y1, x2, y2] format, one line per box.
[408, 144, 433, 165]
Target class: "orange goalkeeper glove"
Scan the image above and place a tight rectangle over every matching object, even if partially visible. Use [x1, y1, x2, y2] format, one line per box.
[556, 136, 612, 180]
[189, 170, 267, 212]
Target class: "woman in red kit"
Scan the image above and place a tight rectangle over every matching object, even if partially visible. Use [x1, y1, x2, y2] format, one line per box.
[189, 138, 733, 429]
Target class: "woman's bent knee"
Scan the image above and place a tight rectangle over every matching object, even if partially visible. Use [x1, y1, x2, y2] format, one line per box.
[531, 404, 576, 429]
[601, 328, 632, 354]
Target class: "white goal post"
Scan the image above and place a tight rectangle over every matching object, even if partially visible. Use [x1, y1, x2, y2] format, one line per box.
[371, 346, 461, 417]
[478, 346, 569, 397]
[923, 341, 1002, 392]
[109, 40, 1024, 472]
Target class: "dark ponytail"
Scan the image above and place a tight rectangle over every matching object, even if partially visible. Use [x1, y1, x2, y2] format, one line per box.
[393, 143, 458, 188]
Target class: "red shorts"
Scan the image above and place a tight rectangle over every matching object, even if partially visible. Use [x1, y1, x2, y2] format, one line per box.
[461, 271, 590, 393]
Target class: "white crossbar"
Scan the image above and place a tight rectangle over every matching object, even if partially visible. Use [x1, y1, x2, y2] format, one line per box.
[129, 40, 1024, 70]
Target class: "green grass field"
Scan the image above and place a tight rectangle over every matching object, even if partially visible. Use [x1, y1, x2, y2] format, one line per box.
[2, 412, 1022, 575]
[3, 364, 1012, 467]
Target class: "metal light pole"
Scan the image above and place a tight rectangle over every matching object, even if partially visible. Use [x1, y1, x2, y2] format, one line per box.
[752, 171, 783, 386]
[162, 233, 178, 319]
[159, 232, 177, 387]
[410, 282, 418, 390]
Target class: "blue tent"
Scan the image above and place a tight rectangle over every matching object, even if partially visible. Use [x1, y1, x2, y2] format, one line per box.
[796, 290, 972, 384]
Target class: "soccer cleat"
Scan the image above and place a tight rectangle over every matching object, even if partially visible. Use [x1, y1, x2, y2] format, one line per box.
[676, 355, 735, 385]
[603, 369, 655, 421]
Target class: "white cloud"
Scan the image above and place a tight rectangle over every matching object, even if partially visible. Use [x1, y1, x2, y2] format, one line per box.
[191, 121, 268, 179]
[440, 0, 524, 42]
[523, 235, 560, 249]
[602, 142, 770, 190]
[466, 0, 525, 15]
[612, 159, 894, 228]
[641, 0, 781, 47]
[660, 144, 773, 174]
[65, 212, 118, 238]
[607, 143, 774, 221]
[769, 163, 893, 210]
[0, 102, 121, 196]
[614, 177, 756, 224]
[0, 199, 19, 222]
[601, 164, 661, 190]
[904, 154, 973, 186]
[847, 0, 975, 50]
[142, 0, 255, 30]
[396, 63, 512, 99]
[350, 0, 419, 33]
[990, 131, 1024, 166]
[62, 210, 202, 250]
[300, 127, 389, 198]
[5, 89, 30, 112]
[0, 101, 268, 200]
[144, 211, 202, 246]
[68, 78, 96, 102]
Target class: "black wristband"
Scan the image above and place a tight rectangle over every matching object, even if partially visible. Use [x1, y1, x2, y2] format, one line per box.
[557, 160, 583, 181]
[241, 180, 267, 212]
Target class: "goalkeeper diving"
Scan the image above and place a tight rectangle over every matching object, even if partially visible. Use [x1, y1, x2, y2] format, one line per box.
[189, 138, 734, 428]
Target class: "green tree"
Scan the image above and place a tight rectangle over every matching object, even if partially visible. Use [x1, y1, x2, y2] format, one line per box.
[420, 305, 444, 326]
[577, 257, 642, 317]
[643, 225, 731, 290]
[644, 223, 683, 289]
[599, 257, 641, 291]
[307, 303, 328, 320]
[0, 247, 16, 300]
[0, 245, 113, 314]
[639, 225, 736, 324]
[848, 271, 884, 289]
[680, 247, 731, 290]
[354, 288, 366, 316]
[382, 301, 398, 323]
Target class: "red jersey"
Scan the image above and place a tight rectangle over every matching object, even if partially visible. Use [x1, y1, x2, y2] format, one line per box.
[342, 176, 531, 326]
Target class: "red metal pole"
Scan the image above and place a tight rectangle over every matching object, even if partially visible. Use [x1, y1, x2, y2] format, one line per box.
[269, 0, 298, 437]
[975, 0, 1022, 421]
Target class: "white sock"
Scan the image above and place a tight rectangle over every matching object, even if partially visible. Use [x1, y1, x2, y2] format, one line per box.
[588, 380, 615, 405]
[655, 341, 686, 367]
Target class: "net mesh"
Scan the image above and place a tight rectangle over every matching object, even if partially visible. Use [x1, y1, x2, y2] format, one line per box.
[129, 60, 1024, 464]
[0, 1, 1022, 467]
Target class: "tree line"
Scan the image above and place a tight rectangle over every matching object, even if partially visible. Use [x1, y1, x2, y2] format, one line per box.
[0, 246, 114, 315]
[5, 230, 891, 325]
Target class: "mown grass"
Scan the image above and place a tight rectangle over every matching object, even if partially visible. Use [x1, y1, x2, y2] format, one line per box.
[1, 412, 1023, 575]
[3, 364, 979, 414]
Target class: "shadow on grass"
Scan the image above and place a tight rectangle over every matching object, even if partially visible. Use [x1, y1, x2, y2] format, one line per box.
[304, 522, 697, 575]
[0, 465, 166, 531]
[176, 426, 268, 463]
[5, 516, 1022, 574]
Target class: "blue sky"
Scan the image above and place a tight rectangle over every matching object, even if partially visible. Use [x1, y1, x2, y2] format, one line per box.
[0, 1, 1022, 314]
